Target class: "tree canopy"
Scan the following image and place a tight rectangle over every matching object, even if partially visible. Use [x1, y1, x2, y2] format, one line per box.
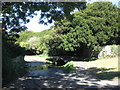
[2, 2, 86, 32]
[47, 2, 119, 56]
[16, 2, 119, 57]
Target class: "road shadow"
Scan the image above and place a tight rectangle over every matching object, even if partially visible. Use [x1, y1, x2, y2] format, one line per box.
[4, 67, 119, 88]
[86, 67, 120, 80]
[46, 56, 98, 62]
[25, 62, 50, 68]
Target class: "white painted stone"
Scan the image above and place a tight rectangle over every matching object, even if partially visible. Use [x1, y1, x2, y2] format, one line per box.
[98, 45, 119, 58]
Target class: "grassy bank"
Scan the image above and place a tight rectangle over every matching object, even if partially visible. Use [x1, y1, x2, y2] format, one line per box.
[85, 56, 119, 80]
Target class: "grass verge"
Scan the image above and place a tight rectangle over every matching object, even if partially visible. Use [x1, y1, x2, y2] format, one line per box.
[85, 56, 119, 80]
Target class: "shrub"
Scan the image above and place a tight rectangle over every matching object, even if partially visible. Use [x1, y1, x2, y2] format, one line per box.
[2, 32, 27, 86]
[111, 45, 119, 56]
[63, 61, 75, 73]
[2, 57, 27, 86]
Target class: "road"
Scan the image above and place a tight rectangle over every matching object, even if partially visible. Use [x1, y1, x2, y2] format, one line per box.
[3, 56, 119, 88]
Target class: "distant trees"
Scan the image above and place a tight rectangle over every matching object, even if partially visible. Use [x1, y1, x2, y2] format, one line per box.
[16, 29, 53, 55]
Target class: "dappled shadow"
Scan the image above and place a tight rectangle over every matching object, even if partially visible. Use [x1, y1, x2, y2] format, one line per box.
[86, 67, 120, 80]
[4, 67, 119, 88]
[26, 62, 50, 67]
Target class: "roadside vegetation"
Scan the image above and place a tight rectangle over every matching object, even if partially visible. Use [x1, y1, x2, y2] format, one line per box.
[2, 31, 27, 86]
[85, 56, 119, 80]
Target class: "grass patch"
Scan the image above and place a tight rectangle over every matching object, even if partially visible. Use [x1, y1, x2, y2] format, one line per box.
[63, 61, 75, 73]
[85, 56, 119, 80]
[85, 56, 119, 71]
[45, 60, 53, 64]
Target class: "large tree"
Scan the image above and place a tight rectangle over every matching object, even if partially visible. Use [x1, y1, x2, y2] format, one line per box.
[49, 2, 119, 56]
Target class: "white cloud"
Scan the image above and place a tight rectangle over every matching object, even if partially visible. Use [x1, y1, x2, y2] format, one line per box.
[25, 21, 54, 32]
[87, 0, 119, 4]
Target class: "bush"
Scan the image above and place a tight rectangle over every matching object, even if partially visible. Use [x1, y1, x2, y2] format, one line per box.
[2, 32, 27, 86]
[111, 45, 119, 56]
[63, 61, 75, 73]
[2, 57, 27, 86]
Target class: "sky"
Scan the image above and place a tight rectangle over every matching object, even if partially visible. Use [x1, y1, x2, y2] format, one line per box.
[25, 11, 54, 32]
[25, 0, 119, 32]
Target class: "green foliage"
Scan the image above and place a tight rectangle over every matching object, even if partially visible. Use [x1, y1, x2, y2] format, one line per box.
[46, 34, 64, 55]
[3, 31, 25, 58]
[2, 2, 86, 49]
[16, 31, 34, 42]
[16, 29, 53, 55]
[83, 57, 97, 61]
[111, 45, 119, 56]
[2, 2, 86, 30]
[2, 57, 27, 85]
[16, 2, 119, 58]
[63, 61, 75, 73]
[52, 2, 119, 57]
[2, 31, 27, 86]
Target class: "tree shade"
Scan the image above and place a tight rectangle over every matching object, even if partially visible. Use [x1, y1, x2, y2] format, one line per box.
[2, 2, 86, 32]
